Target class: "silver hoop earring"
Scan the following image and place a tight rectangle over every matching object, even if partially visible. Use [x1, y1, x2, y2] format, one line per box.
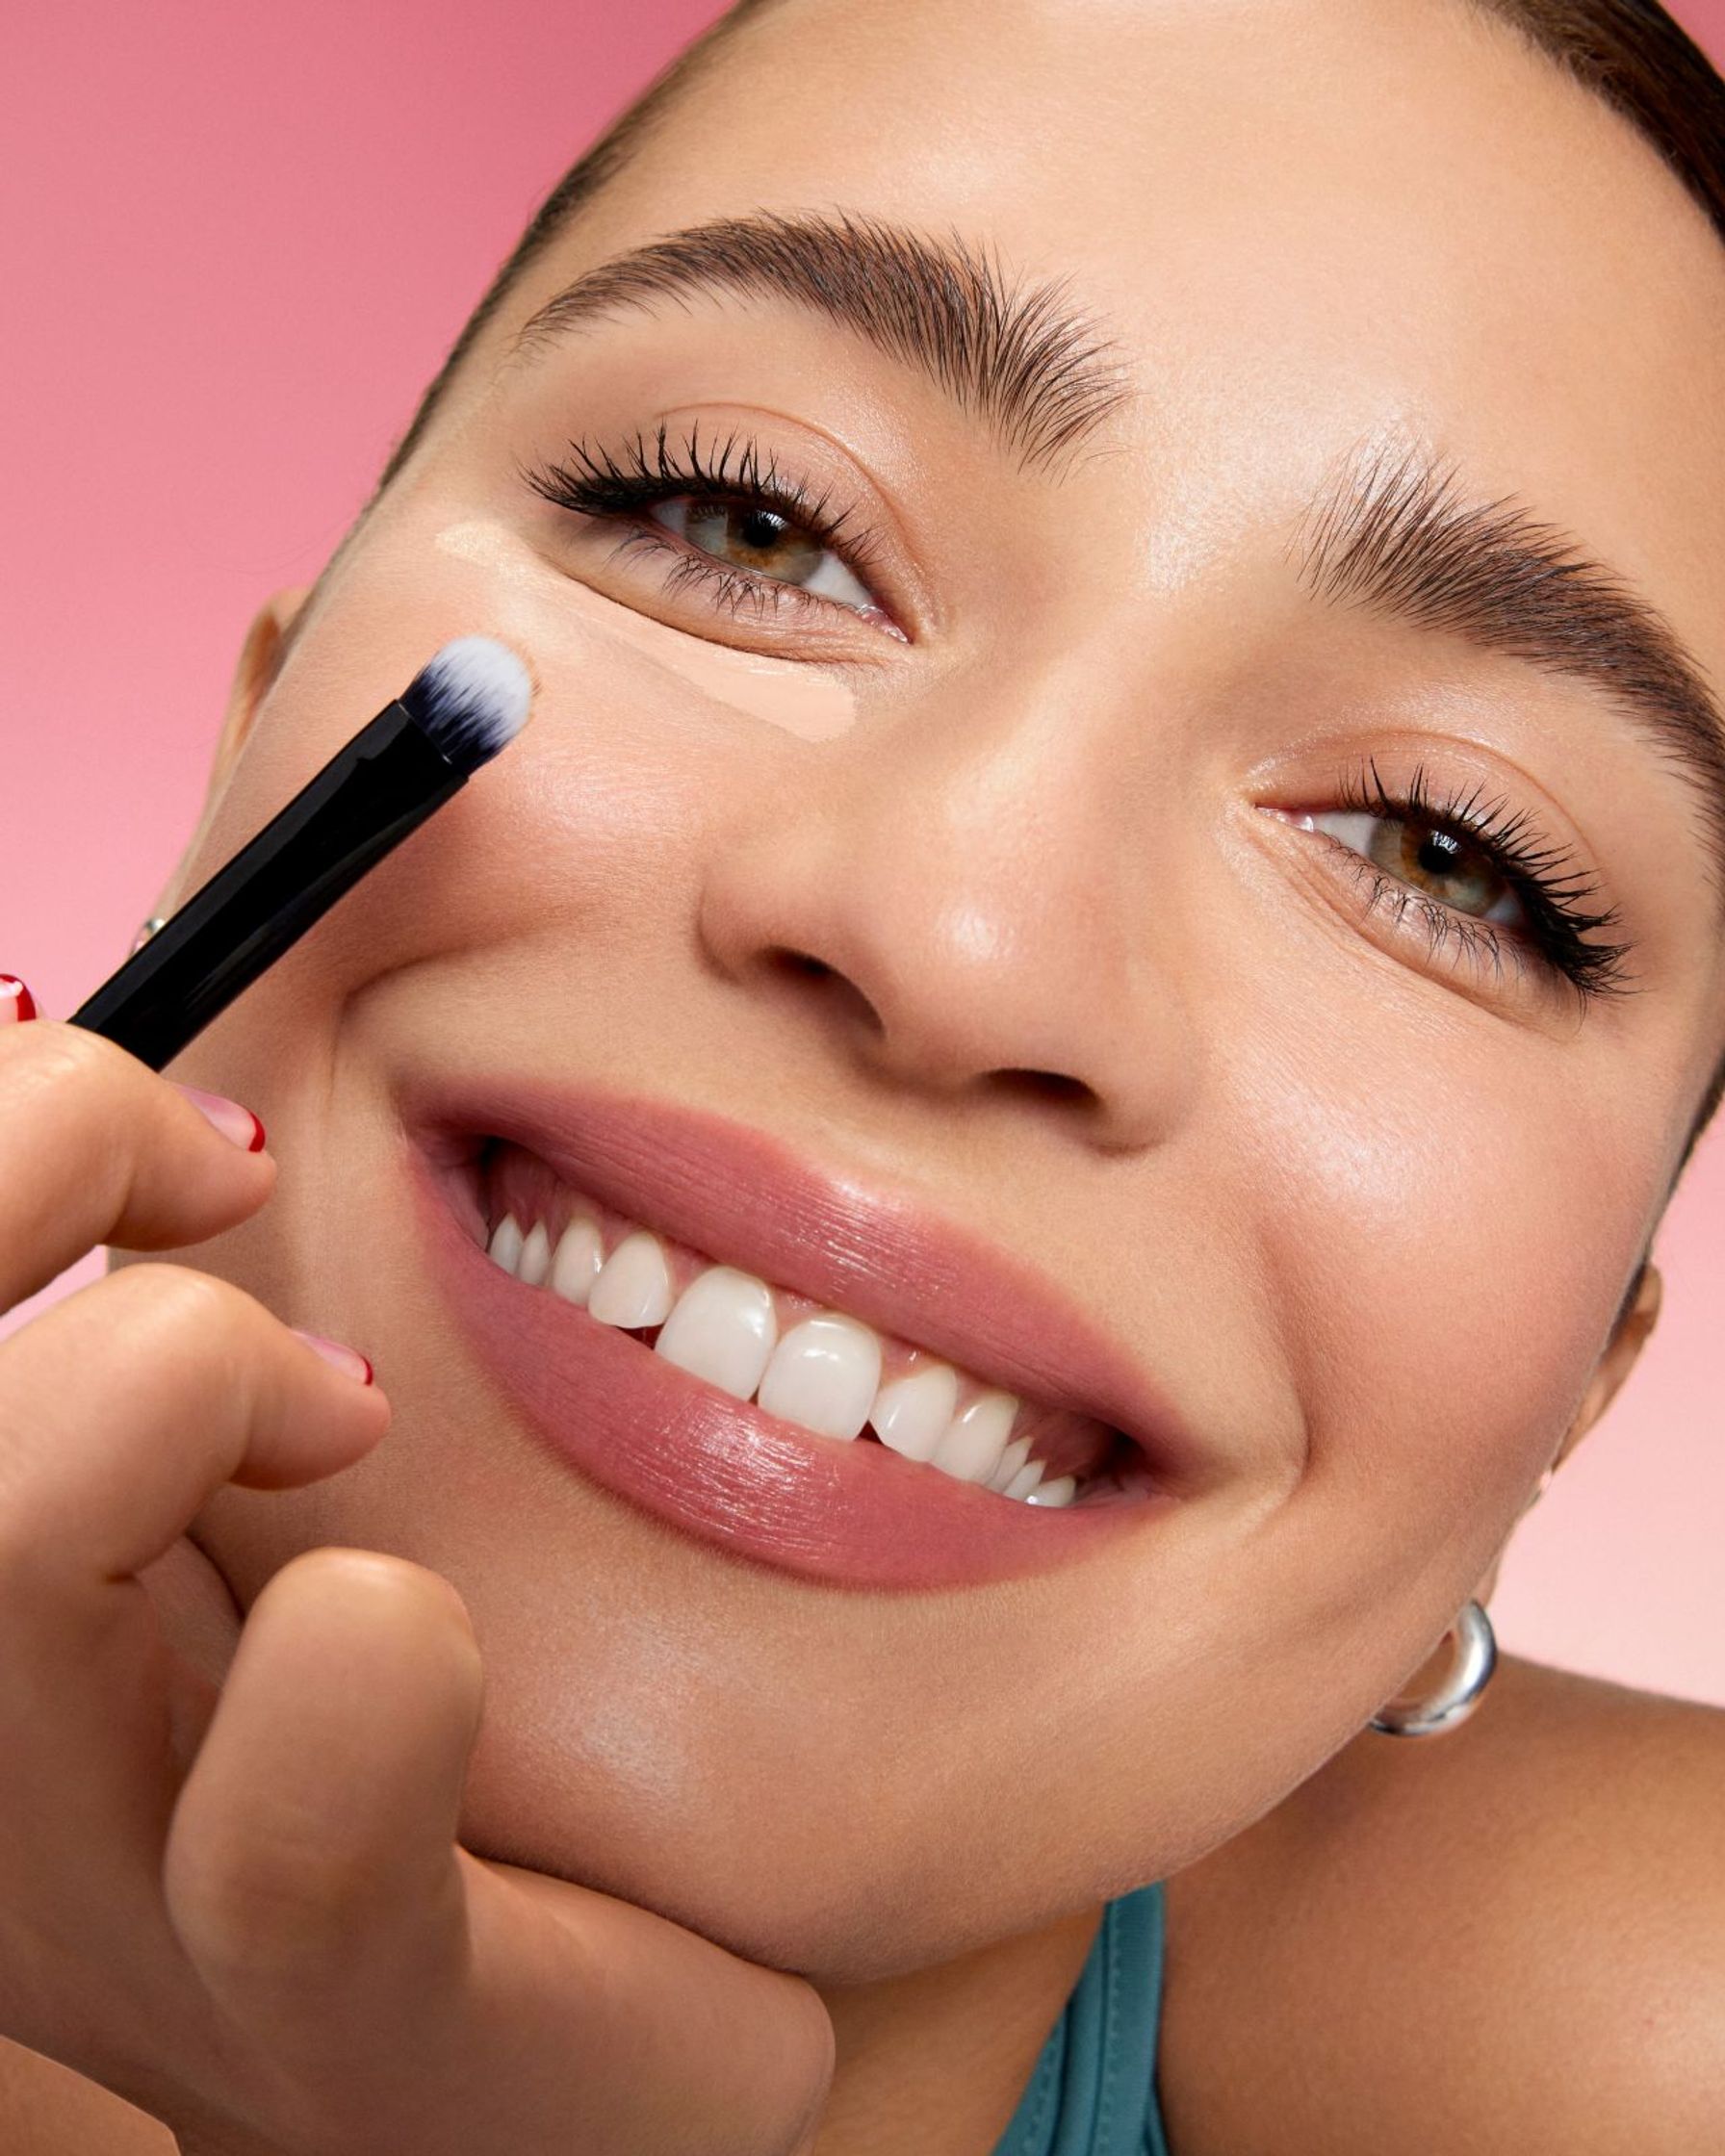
[1368, 1599, 1497, 1738]
[131, 916, 168, 955]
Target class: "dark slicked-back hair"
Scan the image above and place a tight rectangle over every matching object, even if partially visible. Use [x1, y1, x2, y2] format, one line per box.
[369, 0, 1725, 1174]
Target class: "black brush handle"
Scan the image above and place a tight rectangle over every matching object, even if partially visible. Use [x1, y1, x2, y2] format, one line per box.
[69, 703, 464, 1070]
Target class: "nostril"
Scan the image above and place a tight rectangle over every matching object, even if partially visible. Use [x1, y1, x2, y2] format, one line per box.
[780, 950, 837, 983]
[765, 947, 886, 1037]
[992, 1067, 1099, 1111]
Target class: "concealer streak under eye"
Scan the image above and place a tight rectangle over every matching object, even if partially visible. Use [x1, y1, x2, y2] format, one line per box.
[434, 518, 858, 741]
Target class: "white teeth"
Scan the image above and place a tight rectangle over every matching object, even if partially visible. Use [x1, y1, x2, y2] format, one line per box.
[588, 1229, 675, 1329]
[550, 1216, 604, 1305]
[929, 1389, 1019, 1486]
[868, 1361, 959, 1462]
[1001, 1458, 1046, 1502]
[487, 1213, 525, 1277]
[482, 1192, 1096, 1509]
[655, 1266, 778, 1399]
[986, 1434, 1034, 1494]
[757, 1313, 883, 1441]
[517, 1219, 552, 1288]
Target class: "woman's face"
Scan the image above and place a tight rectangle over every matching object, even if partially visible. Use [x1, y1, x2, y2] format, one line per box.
[157, 0, 1725, 1979]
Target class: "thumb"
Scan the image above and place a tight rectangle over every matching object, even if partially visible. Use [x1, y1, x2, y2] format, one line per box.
[164, 1547, 482, 2021]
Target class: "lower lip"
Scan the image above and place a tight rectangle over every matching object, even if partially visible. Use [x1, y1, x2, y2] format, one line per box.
[412, 1155, 1173, 1591]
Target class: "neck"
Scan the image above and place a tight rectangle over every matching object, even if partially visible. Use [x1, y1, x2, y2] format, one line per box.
[809, 1901, 1104, 2156]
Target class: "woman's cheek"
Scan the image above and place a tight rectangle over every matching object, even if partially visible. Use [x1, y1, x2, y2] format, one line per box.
[1236, 989, 1658, 1529]
[185, 537, 797, 999]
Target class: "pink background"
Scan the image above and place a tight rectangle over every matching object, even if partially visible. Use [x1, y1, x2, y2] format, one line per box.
[4, 1, 1722, 1702]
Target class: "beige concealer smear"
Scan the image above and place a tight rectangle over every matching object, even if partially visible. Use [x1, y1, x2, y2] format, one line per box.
[434, 519, 858, 742]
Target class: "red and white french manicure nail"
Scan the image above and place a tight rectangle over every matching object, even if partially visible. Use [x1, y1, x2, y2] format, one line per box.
[293, 1330, 375, 1384]
[0, 976, 38, 1024]
[174, 1084, 268, 1153]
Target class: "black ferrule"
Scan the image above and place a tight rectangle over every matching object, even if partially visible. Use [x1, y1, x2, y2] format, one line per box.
[69, 703, 464, 1070]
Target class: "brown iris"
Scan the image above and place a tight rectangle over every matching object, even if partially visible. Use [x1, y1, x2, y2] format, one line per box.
[1373, 816, 1506, 915]
[681, 500, 824, 584]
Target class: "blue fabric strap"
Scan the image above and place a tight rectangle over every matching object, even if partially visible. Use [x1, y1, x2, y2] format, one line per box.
[991, 1882, 1170, 2156]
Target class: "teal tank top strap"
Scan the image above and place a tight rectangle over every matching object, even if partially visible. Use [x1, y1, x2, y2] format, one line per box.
[991, 1880, 1171, 2156]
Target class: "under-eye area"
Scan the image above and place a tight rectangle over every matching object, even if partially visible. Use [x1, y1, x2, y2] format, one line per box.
[471, 1140, 1156, 1509]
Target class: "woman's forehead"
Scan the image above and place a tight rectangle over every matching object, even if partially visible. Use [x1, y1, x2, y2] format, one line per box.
[577, 0, 1707, 266]
[552, 0, 1719, 418]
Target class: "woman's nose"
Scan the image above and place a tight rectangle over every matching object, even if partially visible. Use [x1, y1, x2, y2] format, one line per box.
[696, 693, 1201, 1151]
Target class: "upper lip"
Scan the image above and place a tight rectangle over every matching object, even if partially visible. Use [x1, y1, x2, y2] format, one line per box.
[405, 1076, 1218, 1494]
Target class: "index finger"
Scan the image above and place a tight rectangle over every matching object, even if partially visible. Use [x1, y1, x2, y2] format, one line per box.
[0, 1012, 272, 1315]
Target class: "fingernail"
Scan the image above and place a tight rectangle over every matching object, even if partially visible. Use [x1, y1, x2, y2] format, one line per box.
[0, 976, 37, 1023]
[175, 1083, 267, 1152]
[293, 1330, 375, 1385]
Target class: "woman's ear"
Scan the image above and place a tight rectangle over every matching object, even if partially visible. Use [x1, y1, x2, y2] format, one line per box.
[149, 586, 310, 917]
[207, 585, 312, 803]
[1475, 1260, 1661, 1605]
[1548, 1258, 1663, 1479]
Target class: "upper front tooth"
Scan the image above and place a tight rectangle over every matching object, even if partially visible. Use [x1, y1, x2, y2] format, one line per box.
[757, 1313, 883, 1441]
[655, 1266, 778, 1399]
[868, 1361, 959, 1461]
[517, 1220, 552, 1288]
[929, 1390, 1018, 1486]
[551, 1217, 604, 1305]
[588, 1230, 675, 1328]
[488, 1213, 525, 1277]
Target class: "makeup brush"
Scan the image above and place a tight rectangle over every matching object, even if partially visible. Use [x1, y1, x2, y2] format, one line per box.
[69, 634, 534, 1071]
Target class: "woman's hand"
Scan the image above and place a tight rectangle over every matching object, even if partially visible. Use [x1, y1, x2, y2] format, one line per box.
[0, 995, 834, 2156]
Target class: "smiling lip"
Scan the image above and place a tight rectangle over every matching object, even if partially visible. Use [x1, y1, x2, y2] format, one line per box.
[404, 1082, 1197, 1589]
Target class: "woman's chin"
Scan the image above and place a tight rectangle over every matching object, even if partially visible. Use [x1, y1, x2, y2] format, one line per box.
[450, 1727, 1128, 1983]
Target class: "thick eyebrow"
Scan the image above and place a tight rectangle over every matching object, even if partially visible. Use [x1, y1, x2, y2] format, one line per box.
[511, 209, 1129, 472]
[1291, 434, 1725, 906]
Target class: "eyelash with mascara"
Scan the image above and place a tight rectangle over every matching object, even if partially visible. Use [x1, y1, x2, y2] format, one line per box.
[1319, 758, 1635, 1003]
[521, 422, 886, 629]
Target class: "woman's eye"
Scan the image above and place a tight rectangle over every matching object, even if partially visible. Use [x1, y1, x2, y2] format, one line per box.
[1305, 808, 1525, 927]
[649, 497, 878, 612]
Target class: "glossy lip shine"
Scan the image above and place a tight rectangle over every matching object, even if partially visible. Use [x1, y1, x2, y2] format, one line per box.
[406, 1084, 1193, 1589]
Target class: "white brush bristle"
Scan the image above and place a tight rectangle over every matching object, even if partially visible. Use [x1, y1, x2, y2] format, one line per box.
[402, 635, 533, 774]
